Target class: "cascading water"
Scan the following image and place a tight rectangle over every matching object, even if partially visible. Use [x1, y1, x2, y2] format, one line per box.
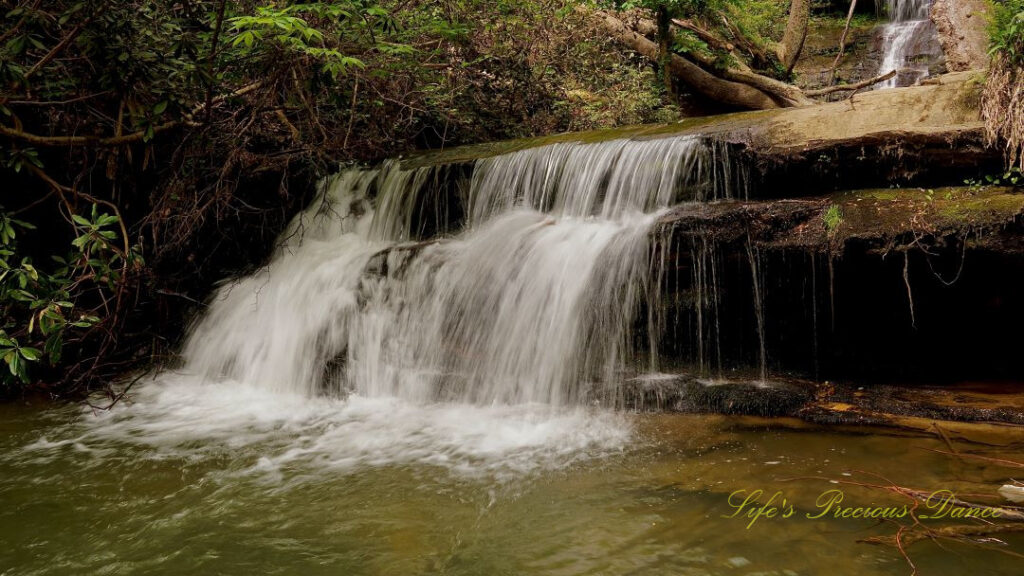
[876, 0, 944, 88]
[184, 135, 744, 406]
[75, 134, 747, 477]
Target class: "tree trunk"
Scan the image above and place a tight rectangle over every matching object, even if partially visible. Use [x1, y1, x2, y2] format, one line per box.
[656, 5, 674, 98]
[776, 0, 810, 75]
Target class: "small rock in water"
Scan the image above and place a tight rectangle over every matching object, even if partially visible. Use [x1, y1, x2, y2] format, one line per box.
[727, 556, 751, 568]
[998, 484, 1024, 503]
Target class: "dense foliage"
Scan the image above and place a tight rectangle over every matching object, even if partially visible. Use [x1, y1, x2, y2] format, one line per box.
[0, 0, 680, 393]
[0, 0, 970, 394]
[983, 0, 1024, 171]
[989, 0, 1024, 65]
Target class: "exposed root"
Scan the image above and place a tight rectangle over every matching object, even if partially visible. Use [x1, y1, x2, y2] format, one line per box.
[982, 56, 1024, 171]
[903, 251, 916, 329]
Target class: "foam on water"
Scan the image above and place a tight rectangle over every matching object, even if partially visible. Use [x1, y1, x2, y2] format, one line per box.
[43, 375, 629, 481]
[65, 135, 739, 477]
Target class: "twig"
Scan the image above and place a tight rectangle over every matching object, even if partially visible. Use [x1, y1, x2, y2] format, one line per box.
[97, 371, 147, 410]
[3, 91, 111, 106]
[344, 77, 359, 150]
[0, 120, 182, 147]
[828, 0, 858, 84]
[932, 423, 962, 460]
[921, 448, 1024, 469]
[805, 70, 897, 96]
[0, 0, 41, 46]
[1, 81, 262, 147]
[24, 1, 110, 80]
[204, 0, 229, 124]
[863, 523, 1024, 548]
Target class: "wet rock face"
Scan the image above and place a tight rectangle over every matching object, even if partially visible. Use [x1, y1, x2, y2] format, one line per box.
[874, 4, 947, 88]
[876, 18, 946, 85]
[622, 374, 1024, 426]
[387, 72, 1021, 419]
[931, 0, 991, 72]
[648, 192, 1024, 386]
[793, 14, 885, 91]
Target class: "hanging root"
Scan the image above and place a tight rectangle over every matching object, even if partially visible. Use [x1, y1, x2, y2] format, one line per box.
[982, 55, 1024, 171]
[903, 250, 916, 329]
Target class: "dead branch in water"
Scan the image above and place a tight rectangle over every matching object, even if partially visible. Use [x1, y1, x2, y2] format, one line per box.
[780, 467, 1024, 574]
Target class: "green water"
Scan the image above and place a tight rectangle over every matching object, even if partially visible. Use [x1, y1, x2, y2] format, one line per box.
[1, 398, 1021, 576]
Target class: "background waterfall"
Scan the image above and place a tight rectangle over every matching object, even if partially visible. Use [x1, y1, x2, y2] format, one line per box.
[181, 135, 743, 405]
[877, 0, 943, 88]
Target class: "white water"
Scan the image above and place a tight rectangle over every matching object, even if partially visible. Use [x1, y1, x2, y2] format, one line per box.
[877, 0, 942, 88]
[185, 134, 739, 403]
[76, 135, 739, 476]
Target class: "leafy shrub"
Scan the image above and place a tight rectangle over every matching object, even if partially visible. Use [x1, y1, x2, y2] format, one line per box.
[983, 0, 1024, 170]
[0, 203, 139, 387]
[989, 0, 1024, 65]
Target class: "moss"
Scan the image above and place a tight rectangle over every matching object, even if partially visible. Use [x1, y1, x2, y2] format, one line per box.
[825, 187, 1024, 242]
[938, 190, 1024, 222]
[953, 72, 986, 114]
[399, 108, 779, 168]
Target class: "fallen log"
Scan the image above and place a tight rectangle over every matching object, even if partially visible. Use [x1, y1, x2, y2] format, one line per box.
[402, 71, 998, 190]
[629, 16, 814, 107]
[588, 9, 781, 110]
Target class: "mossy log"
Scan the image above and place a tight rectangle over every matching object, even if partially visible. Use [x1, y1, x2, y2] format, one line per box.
[654, 186, 1024, 254]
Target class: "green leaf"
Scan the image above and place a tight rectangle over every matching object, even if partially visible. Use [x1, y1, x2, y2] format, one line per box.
[19, 347, 41, 361]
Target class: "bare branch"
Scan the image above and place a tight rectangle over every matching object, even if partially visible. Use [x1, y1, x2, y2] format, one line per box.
[805, 70, 897, 96]
[829, 0, 859, 83]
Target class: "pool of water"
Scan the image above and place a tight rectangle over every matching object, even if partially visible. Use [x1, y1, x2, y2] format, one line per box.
[2, 380, 1022, 575]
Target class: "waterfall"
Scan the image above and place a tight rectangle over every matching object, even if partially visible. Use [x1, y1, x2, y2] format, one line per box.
[876, 0, 943, 88]
[179, 135, 746, 406]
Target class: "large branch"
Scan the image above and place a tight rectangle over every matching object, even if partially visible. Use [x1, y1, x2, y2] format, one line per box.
[0, 120, 181, 147]
[590, 10, 780, 110]
[804, 70, 896, 96]
[0, 81, 264, 147]
[671, 18, 734, 53]
[719, 13, 772, 68]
